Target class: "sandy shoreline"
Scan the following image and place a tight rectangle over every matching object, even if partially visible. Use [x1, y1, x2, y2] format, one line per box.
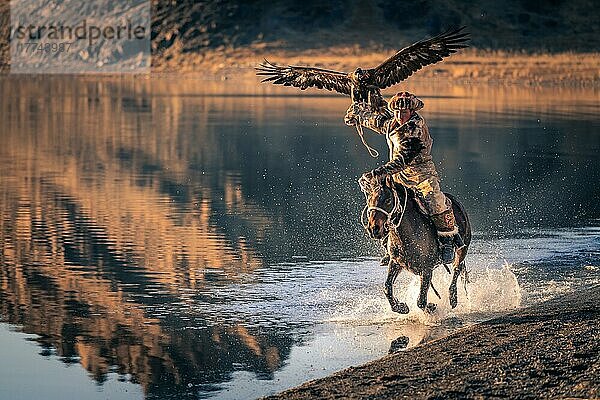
[155, 48, 600, 87]
[265, 286, 600, 399]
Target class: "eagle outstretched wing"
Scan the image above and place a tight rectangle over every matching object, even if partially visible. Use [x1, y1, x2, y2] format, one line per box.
[255, 60, 352, 95]
[367, 27, 470, 89]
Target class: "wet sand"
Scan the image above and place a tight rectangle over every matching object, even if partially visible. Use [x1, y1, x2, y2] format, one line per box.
[265, 286, 600, 399]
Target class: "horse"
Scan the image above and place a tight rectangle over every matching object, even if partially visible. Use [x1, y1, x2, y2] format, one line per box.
[361, 175, 472, 314]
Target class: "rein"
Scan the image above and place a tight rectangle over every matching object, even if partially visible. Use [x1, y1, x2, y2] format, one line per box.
[353, 108, 408, 230]
[360, 180, 408, 231]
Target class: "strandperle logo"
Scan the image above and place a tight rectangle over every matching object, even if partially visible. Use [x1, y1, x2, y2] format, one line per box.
[10, 0, 150, 73]
[11, 19, 147, 47]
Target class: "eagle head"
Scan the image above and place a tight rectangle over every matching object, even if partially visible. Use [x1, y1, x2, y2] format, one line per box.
[351, 68, 368, 82]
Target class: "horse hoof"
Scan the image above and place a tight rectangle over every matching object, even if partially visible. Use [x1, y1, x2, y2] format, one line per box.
[425, 303, 437, 313]
[391, 302, 409, 314]
[450, 296, 458, 309]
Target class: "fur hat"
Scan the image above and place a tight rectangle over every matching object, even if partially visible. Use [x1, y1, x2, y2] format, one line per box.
[388, 92, 424, 111]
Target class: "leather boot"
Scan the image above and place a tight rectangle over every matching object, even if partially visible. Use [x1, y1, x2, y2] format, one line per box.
[431, 208, 460, 264]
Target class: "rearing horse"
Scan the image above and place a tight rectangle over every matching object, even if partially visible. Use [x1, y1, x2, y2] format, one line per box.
[361, 176, 472, 314]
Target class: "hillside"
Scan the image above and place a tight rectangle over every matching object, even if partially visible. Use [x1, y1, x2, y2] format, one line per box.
[152, 0, 600, 56]
[1, 0, 599, 79]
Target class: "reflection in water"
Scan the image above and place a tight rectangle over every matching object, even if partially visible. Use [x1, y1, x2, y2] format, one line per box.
[0, 76, 599, 399]
[0, 77, 297, 398]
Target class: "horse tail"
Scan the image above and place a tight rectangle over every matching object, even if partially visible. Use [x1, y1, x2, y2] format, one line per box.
[430, 280, 441, 300]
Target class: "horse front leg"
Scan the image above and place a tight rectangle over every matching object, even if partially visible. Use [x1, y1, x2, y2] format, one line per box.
[385, 261, 409, 314]
[418, 269, 436, 313]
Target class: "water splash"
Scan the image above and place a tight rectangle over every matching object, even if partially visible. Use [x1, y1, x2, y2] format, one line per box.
[325, 262, 521, 326]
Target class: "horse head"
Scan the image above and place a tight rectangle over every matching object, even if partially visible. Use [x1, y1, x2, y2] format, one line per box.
[362, 175, 404, 239]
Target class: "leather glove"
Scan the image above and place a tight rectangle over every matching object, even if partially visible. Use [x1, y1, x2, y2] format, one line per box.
[345, 101, 372, 126]
[372, 167, 386, 178]
[361, 171, 374, 182]
[344, 103, 359, 126]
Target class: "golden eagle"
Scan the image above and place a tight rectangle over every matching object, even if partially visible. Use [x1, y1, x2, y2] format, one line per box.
[256, 27, 469, 109]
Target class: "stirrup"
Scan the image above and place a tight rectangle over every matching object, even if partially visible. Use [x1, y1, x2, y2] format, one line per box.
[454, 232, 465, 249]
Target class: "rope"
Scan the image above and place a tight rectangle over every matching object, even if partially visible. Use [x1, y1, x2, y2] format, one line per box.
[355, 121, 379, 158]
[359, 155, 409, 232]
[390, 155, 408, 229]
[360, 204, 368, 228]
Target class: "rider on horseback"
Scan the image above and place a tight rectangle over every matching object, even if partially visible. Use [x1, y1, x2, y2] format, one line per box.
[344, 91, 463, 264]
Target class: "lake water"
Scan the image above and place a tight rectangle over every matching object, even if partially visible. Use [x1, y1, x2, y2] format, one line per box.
[0, 76, 599, 399]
